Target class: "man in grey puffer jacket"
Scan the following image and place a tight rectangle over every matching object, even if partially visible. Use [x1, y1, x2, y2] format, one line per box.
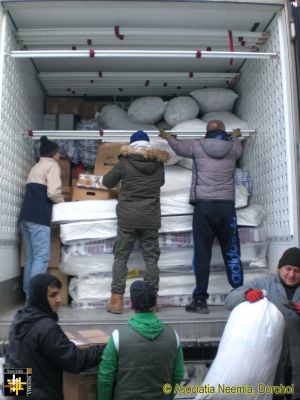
[160, 120, 243, 313]
[225, 247, 300, 400]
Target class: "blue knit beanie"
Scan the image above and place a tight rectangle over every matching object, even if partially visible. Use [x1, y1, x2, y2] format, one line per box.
[130, 130, 149, 144]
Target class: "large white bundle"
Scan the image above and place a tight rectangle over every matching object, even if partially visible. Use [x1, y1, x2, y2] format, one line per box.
[236, 204, 264, 227]
[164, 96, 199, 127]
[190, 88, 238, 113]
[128, 96, 166, 124]
[100, 104, 156, 130]
[162, 166, 192, 192]
[150, 137, 182, 165]
[202, 111, 248, 131]
[196, 298, 285, 399]
[171, 118, 207, 133]
[156, 120, 172, 131]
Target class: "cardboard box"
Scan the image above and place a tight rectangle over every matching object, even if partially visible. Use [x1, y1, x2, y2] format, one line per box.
[94, 143, 125, 175]
[45, 97, 83, 115]
[60, 158, 71, 186]
[58, 114, 74, 130]
[62, 186, 71, 202]
[48, 267, 69, 305]
[81, 101, 105, 119]
[63, 328, 109, 399]
[63, 371, 97, 400]
[20, 226, 61, 268]
[72, 186, 118, 201]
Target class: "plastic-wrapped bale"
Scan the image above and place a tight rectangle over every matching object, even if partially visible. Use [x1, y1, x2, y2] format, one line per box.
[164, 96, 199, 127]
[234, 168, 253, 197]
[76, 118, 104, 168]
[196, 298, 285, 399]
[190, 88, 238, 113]
[128, 96, 166, 124]
[202, 111, 249, 131]
[172, 119, 207, 170]
[100, 104, 156, 131]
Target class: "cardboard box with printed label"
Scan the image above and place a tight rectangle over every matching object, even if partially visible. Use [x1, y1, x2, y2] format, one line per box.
[94, 142, 126, 175]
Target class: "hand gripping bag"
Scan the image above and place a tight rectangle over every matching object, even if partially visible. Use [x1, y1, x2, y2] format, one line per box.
[196, 298, 285, 400]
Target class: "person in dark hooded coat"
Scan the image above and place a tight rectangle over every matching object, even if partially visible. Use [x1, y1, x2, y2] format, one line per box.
[102, 130, 170, 314]
[160, 120, 243, 314]
[7, 274, 103, 400]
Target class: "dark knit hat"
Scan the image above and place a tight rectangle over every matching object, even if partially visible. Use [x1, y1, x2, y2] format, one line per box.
[40, 136, 59, 157]
[130, 130, 149, 144]
[278, 247, 300, 268]
[130, 280, 156, 311]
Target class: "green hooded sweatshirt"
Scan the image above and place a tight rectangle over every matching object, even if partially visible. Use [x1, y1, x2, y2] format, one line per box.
[97, 312, 184, 400]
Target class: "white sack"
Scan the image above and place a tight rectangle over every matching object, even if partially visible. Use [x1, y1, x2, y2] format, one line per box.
[202, 111, 249, 131]
[150, 137, 182, 165]
[190, 88, 238, 113]
[236, 204, 264, 227]
[177, 158, 193, 169]
[196, 298, 285, 399]
[171, 118, 207, 133]
[100, 104, 156, 131]
[164, 96, 200, 127]
[156, 120, 172, 131]
[235, 184, 248, 209]
[128, 96, 166, 124]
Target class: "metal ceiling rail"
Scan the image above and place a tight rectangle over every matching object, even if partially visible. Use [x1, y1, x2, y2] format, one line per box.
[10, 49, 278, 60]
[25, 130, 255, 141]
[39, 72, 239, 80]
[17, 28, 268, 48]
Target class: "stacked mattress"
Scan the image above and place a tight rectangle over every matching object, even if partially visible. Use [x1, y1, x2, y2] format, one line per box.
[53, 165, 267, 307]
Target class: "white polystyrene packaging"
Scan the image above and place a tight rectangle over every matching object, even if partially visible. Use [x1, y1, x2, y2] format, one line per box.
[100, 104, 156, 131]
[190, 88, 238, 113]
[202, 111, 249, 131]
[164, 96, 200, 126]
[128, 96, 166, 124]
[196, 298, 285, 400]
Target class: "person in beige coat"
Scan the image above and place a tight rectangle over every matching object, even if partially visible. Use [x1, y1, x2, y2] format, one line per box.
[19, 136, 65, 298]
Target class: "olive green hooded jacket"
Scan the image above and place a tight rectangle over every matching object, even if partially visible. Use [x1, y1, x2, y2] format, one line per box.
[103, 145, 170, 229]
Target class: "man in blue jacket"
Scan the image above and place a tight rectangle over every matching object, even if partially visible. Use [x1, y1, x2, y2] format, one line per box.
[97, 280, 184, 400]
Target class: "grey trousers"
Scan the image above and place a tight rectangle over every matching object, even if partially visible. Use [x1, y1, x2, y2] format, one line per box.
[111, 226, 160, 294]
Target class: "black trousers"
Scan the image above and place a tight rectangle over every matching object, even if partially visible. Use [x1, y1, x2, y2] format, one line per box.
[192, 201, 243, 299]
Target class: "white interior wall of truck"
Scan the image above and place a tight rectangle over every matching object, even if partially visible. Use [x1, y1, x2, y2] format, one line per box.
[0, 0, 298, 285]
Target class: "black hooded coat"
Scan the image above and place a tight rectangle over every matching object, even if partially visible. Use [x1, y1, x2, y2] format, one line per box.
[7, 274, 102, 400]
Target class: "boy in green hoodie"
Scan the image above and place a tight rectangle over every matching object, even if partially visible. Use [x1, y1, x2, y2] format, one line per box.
[97, 280, 184, 400]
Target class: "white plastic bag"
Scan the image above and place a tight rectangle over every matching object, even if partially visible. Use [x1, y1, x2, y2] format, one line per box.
[196, 298, 285, 399]
[235, 184, 248, 209]
[202, 111, 248, 131]
[128, 96, 166, 124]
[164, 96, 199, 127]
[190, 88, 238, 113]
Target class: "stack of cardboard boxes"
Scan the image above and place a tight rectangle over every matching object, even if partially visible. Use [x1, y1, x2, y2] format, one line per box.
[71, 142, 124, 201]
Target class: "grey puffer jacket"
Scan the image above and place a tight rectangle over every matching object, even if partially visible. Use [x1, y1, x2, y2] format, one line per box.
[225, 274, 300, 399]
[167, 134, 242, 203]
[103, 145, 169, 229]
